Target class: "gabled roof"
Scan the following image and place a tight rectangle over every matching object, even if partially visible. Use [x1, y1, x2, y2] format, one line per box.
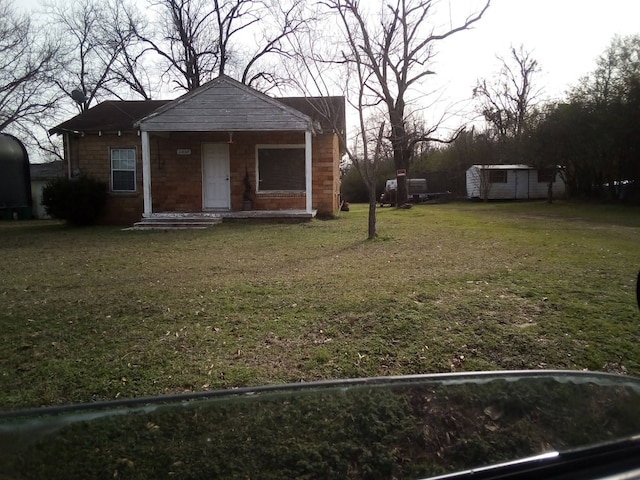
[136, 75, 314, 132]
[49, 76, 346, 136]
[49, 100, 170, 135]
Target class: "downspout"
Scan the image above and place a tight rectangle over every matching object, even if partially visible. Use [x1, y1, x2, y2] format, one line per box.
[64, 133, 72, 179]
[305, 130, 312, 213]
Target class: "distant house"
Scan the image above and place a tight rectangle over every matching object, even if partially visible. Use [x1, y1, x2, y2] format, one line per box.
[30, 161, 64, 219]
[466, 164, 566, 200]
[49, 75, 345, 226]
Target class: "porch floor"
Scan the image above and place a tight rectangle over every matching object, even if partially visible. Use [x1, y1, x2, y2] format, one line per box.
[129, 210, 317, 230]
[215, 209, 317, 220]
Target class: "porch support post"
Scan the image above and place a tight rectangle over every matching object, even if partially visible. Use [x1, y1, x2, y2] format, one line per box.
[141, 130, 152, 217]
[305, 130, 312, 213]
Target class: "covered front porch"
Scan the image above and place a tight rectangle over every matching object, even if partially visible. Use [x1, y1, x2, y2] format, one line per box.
[135, 76, 319, 223]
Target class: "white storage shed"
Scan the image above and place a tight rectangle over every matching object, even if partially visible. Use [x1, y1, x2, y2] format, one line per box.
[466, 164, 566, 200]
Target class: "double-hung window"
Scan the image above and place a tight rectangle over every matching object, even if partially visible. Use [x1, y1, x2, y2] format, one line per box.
[111, 148, 136, 192]
[257, 145, 305, 192]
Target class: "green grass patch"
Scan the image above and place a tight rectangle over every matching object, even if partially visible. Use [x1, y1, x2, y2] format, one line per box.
[1, 202, 639, 410]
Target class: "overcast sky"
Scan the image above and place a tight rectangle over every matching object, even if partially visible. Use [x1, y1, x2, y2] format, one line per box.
[19, 0, 639, 100]
[17, 0, 640, 131]
[428, 0, 640, 126]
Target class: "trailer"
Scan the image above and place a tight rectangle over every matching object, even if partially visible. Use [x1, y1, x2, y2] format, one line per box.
[379, 178, 450, 206]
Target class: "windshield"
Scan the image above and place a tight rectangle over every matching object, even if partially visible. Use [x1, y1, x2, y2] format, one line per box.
[2, 371, 640, 479]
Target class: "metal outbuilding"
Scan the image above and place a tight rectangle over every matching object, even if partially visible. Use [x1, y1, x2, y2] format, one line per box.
[466, 164, 566, 200]
[0, 133, 32, 219]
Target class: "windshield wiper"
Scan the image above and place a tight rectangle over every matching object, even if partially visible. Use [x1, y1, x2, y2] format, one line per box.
[426, 435, 640, 480]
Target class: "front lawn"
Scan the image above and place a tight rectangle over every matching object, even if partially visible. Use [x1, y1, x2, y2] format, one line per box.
[1, 201, 639, 410]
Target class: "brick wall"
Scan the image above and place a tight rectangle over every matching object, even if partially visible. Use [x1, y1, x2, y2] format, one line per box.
[65, 129, 340, 224]
[67, 132, 144, 225]
[312, 133, 340, 215]
[150, 132, 209, 212]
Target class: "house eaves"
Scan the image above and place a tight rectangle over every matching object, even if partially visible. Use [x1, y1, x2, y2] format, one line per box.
[48, 100, 170, 136]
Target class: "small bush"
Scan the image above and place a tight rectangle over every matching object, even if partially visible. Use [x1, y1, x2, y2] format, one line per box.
[42, 176, 107, 226]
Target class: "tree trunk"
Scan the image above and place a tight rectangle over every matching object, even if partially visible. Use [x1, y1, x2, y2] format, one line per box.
[392, 146, 411, 207]
[368, 184, 377, 239]
[390, 111, 410, 206]
[394, 159, 408, 206]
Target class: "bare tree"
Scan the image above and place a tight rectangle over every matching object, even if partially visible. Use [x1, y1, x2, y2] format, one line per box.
[213, 0, 260, 79]
[0, 0, 63, 163]
[239, 0, 312, 89]
[474, 45, 544, 199]
[47, 0, 148, 111]
[281, 9, 383, 237]
[473, 45, 541, 148]
[322, 0, 490, 206]
[137, 0, 221, 91]
[0, 0, 60, 133]
[347, 62, 389, 239]
[137, 0, 309, 93]
[285, 0, 488, 236]
[104, 1, 156, 100]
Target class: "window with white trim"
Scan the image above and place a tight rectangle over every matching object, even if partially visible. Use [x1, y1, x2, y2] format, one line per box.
[110, 148, 136, 192]
[257, 145, 305, 192]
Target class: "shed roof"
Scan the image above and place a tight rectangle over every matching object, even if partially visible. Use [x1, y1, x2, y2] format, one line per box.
[471, 164, 534, 170]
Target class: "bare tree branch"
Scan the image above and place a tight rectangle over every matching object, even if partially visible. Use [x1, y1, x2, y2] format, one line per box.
[474, 44, 541, 146]
[322, 0, 490, 204]
[0, 1, 60, 134]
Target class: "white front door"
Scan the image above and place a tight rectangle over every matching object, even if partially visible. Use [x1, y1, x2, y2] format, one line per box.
[202, 143, 230, 210]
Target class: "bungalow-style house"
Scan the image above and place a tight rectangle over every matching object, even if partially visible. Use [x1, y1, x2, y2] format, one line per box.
[49, 75, 345, 226]
[466, 164, 566, 200]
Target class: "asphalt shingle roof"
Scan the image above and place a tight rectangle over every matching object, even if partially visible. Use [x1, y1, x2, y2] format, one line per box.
[49, 100, 171, 134]
[50, 95, 345, 136]
[30, 160, 65, 180]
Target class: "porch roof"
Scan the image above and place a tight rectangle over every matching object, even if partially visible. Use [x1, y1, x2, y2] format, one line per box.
[136, 76, 315, 133]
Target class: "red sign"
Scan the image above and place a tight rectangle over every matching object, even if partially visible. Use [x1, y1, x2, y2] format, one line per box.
[396, 169, 406, 176]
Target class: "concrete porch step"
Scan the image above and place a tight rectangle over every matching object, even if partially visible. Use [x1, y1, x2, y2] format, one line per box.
[130, 213, 223, 230]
